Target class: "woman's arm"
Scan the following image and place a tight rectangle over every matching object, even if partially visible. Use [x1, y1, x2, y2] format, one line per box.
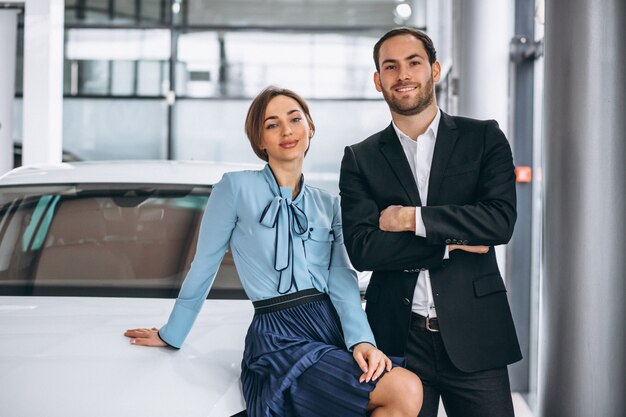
[125, 173, 238, 349]
[325, 198, 392, 382]
[326, 196, 376, 350]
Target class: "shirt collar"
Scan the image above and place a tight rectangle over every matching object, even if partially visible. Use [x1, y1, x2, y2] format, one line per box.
[262, 164, 305, 204]
[392, 108, 441, 143]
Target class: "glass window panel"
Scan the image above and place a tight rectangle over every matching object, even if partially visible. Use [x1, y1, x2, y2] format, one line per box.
[173, 100, 255, 164]
[64, 29, 170, 97]
[63, 98, 167, 160]
[111, 61, 136, 95]
[140, 0, 168, 23]
[175, 31, 378, 98]
[66, 29, 170, 61]
[76, 60, 109, 95]
[67, 0, 111, 24]
[137, 61, 167, 96]
[15, 25, 23, 95]
[63, 59, 73, 95]
[185, 0, 405, 27]
[115, 1, 137, 21]
[310, 34, 379, 98]
[65, 0, 170, 25]
[224, 32, 313, 97]
[176, 32, 220, 97]
[12, 99, 22, 143]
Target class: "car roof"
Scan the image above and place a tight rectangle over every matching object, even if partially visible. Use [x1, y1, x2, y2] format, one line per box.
[0, 160, 263, 186]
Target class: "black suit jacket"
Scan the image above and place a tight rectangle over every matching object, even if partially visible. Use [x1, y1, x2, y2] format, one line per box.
[339, 111, 522, 372]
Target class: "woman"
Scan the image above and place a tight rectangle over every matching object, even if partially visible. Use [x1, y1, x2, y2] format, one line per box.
[125, 87, 422, 417]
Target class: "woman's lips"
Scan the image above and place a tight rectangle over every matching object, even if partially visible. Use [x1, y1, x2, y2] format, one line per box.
[280, 140, 298, 149]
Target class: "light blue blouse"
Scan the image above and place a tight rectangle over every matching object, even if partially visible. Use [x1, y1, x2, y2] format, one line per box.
[159, 165, 376, 350]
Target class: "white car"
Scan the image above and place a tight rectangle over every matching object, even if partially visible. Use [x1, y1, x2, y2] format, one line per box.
[0, 161, 261, 417]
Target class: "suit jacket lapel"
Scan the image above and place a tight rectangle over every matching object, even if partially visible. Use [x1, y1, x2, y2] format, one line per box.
[379, 123, 422, 206]
[427, 112, 459, 206]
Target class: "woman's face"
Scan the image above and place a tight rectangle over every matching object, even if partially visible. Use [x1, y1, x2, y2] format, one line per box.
[260, 95, 312, 165]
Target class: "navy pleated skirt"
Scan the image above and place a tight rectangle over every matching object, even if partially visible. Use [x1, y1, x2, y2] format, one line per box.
[241, 289, 396, 417]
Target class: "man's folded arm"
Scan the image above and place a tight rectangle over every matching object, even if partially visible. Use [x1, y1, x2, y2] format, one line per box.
[340, 146, 446, 272]
[421, 121, 517, 246]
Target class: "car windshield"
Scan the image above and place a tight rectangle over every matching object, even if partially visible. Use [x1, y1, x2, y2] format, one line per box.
[0, 183, 244, 299]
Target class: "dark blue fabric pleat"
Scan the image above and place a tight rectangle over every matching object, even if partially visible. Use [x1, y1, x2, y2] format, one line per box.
[241, 298, 395, 417]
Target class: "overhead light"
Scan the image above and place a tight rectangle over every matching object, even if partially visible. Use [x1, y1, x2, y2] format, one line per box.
[394, 3, 412, 20]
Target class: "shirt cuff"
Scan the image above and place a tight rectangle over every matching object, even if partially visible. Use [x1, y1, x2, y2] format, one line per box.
[443, 245, 450, 260]
[349, 341, 376, 351]
[414, 207, 427, 237]
[157, 330, 180, 350]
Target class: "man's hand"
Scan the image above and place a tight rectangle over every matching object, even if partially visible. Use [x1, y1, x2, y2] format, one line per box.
[353, 343, 392, 383]
[379, 205, 416, 232]
[449, 244, 490, 254]
[124, 327, 168, 347]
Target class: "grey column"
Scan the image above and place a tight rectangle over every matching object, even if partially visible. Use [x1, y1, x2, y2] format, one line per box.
[454, 0, 532, 393]
[0, 10, 19, 175]
[541, 1, 626, 416]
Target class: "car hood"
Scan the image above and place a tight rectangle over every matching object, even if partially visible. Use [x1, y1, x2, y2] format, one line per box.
[0, 296, 253, 417]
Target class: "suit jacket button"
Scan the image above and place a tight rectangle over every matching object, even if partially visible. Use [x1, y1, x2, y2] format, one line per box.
[452, 238, 458, 243]
[462, 239, 469, 245]
[445, 239, 452, 244]
[402, 297, 411, 305]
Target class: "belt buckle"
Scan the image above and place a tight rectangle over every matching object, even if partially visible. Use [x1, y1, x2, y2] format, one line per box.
[425, 315, 439, 332]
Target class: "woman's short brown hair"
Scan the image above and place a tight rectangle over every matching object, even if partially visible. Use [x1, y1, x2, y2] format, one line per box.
[245, 86, 315, 162]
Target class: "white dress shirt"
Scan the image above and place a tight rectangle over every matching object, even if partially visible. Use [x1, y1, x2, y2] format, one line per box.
[392, 108, 442, 317]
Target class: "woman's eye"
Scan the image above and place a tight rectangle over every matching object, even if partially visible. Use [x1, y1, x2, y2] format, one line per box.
[291, 117, 302, 123]
[266, 124, 277, 129]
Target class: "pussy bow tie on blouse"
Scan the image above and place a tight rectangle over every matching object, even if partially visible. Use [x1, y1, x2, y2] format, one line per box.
[259, 166, 308, 294]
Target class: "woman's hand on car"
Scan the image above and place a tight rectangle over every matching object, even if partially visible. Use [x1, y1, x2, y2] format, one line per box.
[353, 342, 392, 383]
[124, 327, 167, 347]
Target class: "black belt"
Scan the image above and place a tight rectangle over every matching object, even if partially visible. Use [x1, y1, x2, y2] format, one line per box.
[253, 288, 328, 314]
[411, 312, 440, 332]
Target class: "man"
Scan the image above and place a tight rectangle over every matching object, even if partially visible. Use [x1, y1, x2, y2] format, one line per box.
[339, 27, 521, 417]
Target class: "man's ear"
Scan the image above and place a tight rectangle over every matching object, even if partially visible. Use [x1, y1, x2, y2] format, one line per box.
[432, 60, 441, 83]
[373, 72, 383, 92]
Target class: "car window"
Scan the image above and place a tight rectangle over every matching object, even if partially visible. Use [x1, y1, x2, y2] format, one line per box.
[0, 183, 244, 299]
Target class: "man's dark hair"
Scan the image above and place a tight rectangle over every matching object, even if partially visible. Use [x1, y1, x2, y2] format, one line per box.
[373, 27, 437, 72]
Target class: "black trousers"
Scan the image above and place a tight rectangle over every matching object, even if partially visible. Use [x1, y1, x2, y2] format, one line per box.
[405, 315, 515, 417]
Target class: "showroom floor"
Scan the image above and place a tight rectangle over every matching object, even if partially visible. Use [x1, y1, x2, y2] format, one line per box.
[437, 393, 534, 416]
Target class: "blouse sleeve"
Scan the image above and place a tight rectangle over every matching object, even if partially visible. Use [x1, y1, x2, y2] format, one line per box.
[326, 196, 377, 350]
[158, 173, 238, 348]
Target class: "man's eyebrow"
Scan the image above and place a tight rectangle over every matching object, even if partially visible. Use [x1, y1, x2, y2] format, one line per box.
[381, 58, 398, 66]
[381, 53, 424, 66]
